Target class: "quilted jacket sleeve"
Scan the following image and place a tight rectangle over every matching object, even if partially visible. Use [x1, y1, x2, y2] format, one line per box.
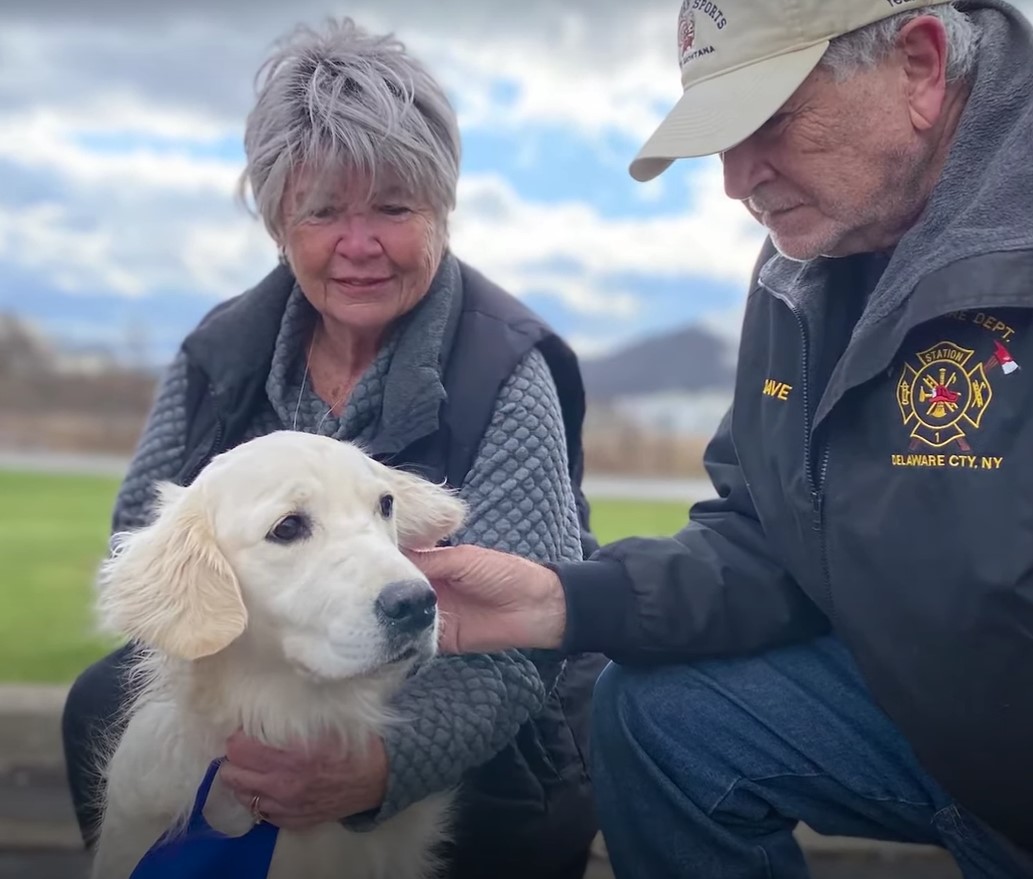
[370, 346, 583, 822]
[108, 351, 191, 534]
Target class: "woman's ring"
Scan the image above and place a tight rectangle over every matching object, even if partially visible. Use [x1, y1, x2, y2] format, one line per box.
[249, 793, 267, 824]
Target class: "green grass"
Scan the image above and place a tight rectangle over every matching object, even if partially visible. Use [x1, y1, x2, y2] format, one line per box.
[0, 470, 690, 683]
[0, 470, 122, 683]
[588, 498, 688, 544]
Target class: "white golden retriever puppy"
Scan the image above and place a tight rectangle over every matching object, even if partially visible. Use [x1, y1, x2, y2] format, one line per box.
[90, 430, 466, 879]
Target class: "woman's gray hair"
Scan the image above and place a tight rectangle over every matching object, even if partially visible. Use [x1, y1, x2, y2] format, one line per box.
[821, 3, 980, 83]
[238, 18, 461, 240]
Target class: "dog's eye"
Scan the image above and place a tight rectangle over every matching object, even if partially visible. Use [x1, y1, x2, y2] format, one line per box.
[378, 493, 394, 519]
[267, 514, 311, 544]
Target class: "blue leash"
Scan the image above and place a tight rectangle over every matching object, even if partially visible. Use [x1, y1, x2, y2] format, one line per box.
[129, 759, 279, 878]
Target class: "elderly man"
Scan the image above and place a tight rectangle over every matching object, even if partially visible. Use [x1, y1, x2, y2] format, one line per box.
[411, 0, 1033, 876]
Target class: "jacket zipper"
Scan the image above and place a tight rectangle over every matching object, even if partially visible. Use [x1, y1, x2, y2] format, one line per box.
[785, 301, 836, 620]
[813, 445, 833, 621]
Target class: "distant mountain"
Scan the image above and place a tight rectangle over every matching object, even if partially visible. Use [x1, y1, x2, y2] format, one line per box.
[580, 324, 735, 401]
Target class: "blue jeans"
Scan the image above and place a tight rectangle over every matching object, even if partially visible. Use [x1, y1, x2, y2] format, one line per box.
[591, 637, 1031, 878]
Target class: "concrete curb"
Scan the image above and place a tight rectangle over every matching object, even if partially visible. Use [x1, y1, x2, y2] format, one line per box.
[0, 819, 81, 852]
[0, 684, 955, 870]
[0, 684, 69, 771]
[0, 685, 81, 853]
[0, 685, 69, 712]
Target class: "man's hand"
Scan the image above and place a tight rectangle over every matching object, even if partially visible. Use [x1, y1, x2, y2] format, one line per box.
[220, 731, 388, 831]
[407, 545, 567, 653]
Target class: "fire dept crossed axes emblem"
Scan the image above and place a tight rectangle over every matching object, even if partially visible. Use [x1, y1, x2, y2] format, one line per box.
[897, 341, 994, 451]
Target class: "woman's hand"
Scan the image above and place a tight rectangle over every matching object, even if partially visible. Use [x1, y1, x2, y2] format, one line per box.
[220, 730, 388, 831]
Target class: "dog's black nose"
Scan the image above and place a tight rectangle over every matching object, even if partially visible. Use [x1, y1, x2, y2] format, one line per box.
[375, 580, 437, 633]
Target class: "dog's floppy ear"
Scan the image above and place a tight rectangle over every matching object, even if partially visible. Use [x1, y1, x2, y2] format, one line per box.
[386, 468, 466, 549]
[97, 482, 247, 660]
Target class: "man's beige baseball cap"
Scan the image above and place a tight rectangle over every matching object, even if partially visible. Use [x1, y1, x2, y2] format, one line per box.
[630, 0, 953, 181]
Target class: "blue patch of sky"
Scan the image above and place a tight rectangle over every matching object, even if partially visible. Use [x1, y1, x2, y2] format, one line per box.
[0, 161, 70, 205]
[460, 125, 696, 219]
[482, 80, 520, 107]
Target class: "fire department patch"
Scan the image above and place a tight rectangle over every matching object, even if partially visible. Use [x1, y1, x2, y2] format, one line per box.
[896, 341, 992, 451]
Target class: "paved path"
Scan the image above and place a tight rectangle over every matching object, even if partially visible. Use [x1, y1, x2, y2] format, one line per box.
[582, 474, 713, 503]
[0, 450, 129, 479]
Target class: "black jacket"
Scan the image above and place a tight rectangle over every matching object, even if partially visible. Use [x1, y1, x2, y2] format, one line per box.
[559, 237, 1033, 852]
[558, 2, 1033, 851]
[173, 259, 605, 878]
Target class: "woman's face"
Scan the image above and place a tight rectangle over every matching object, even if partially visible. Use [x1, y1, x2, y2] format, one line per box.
[281, 171, 444, 335]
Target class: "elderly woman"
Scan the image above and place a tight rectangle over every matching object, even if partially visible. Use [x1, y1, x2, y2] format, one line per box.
[60, 18, 603, 879]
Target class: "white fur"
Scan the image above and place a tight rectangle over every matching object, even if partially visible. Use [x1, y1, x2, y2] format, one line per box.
[90, 431, 466, 879]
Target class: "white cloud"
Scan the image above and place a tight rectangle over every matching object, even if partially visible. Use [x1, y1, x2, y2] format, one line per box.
[634, 177, 669, 205]
[0, 149, 273, 301]
[180, 222, 278, 297]
[452, 163, 765, 296]
[0, 151, 760, 319]
[0, 2, 684, 149]
[0, 0, 713, 328]
[0, 108, 239, 195]
[413, 11, 678, 142]
[0, 86, 763, 318]
[0, 101, 274, 300]
[0, 203, 146, 296]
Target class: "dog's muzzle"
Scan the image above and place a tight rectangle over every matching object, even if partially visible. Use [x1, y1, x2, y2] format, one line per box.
[375, 579, 438, 636]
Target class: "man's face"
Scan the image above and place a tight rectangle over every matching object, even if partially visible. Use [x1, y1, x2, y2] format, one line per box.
[721, 61, 934, 260]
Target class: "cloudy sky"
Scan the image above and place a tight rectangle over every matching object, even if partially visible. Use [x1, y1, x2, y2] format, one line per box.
[2, 0, 1030, 365]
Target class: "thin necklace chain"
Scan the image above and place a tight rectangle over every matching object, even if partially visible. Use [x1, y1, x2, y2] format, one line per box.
[291, 326, 351, 433]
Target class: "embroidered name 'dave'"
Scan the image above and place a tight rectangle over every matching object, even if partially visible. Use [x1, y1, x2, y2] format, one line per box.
[762, 378, 793, 401]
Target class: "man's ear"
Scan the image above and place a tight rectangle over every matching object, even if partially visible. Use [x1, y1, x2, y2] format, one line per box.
[97, 482, 247, 660]
[898, 15, 950, 132]
[385, 468, 467, 549]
